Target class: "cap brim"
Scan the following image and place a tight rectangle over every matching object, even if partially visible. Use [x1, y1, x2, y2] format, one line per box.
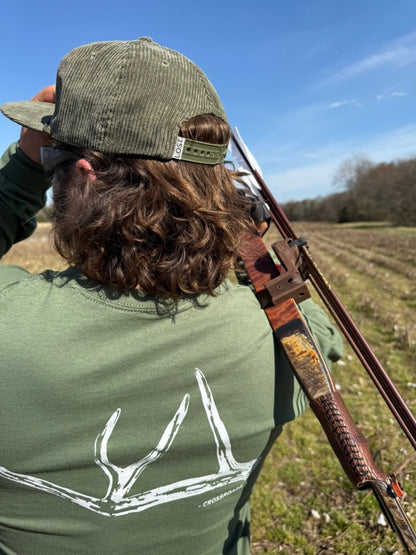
[0, 101, 54, 134]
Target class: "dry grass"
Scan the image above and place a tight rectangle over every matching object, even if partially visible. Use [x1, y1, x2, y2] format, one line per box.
[2, 222, 66, 273]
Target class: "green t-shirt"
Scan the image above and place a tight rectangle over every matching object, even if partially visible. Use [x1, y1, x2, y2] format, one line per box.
[0, 144, 342, 554]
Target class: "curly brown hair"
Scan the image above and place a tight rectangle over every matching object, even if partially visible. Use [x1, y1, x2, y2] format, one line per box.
[51, 115, 254, 298]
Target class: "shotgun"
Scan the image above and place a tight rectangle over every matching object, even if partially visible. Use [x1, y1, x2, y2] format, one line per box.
[230, 130, 416, 553]
[229, 128, 416, 451]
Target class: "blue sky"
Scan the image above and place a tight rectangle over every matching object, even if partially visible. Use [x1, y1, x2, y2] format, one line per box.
[1, 0, 416, 201]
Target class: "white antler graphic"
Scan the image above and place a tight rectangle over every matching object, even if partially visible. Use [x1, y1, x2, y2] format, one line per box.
[0, 370, 256, 517]
[96, 396, 189, 503]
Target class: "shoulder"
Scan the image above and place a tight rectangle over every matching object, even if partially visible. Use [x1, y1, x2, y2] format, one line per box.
[216, 279, 268, 316]
[208, 280, 273, 343]
[0, 263, 32, 293]
[0, 265, 64, 297]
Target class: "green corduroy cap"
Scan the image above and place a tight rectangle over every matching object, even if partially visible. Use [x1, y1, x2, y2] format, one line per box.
[0, 37, 229, 165]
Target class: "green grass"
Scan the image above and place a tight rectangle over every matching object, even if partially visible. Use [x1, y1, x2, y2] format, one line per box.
[251, 222, 416, 554]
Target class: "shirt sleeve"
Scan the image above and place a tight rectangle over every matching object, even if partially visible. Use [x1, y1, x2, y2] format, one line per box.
[0, 142, 50, 258]
[299, 298, 344, 367]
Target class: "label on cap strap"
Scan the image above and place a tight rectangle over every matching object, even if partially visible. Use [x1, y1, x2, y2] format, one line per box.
[172, 137, 228, 165]
[172, 137, 186, 160]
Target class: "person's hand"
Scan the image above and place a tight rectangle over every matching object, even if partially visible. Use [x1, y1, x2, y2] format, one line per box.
[256, 220, 269, 237]
[19, 85, 55, 165]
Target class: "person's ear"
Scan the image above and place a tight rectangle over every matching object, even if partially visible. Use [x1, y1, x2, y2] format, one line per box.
[75, 159, 96, 181]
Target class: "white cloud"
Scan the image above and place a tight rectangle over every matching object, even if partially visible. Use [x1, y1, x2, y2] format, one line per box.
[335, 48, 411, 80]
[376, 91, 407, 100]
[318, 32, 416, 86]
[330, 99, 361, 109]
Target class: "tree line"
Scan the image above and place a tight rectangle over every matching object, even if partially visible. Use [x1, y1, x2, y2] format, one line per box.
[280, 155, 416, 225]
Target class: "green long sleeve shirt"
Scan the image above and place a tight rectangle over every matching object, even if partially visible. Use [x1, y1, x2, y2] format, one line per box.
[0, 142, 49, 256]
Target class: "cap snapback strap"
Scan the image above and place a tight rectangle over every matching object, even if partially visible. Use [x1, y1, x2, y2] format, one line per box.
[172, 137, 228, 165]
